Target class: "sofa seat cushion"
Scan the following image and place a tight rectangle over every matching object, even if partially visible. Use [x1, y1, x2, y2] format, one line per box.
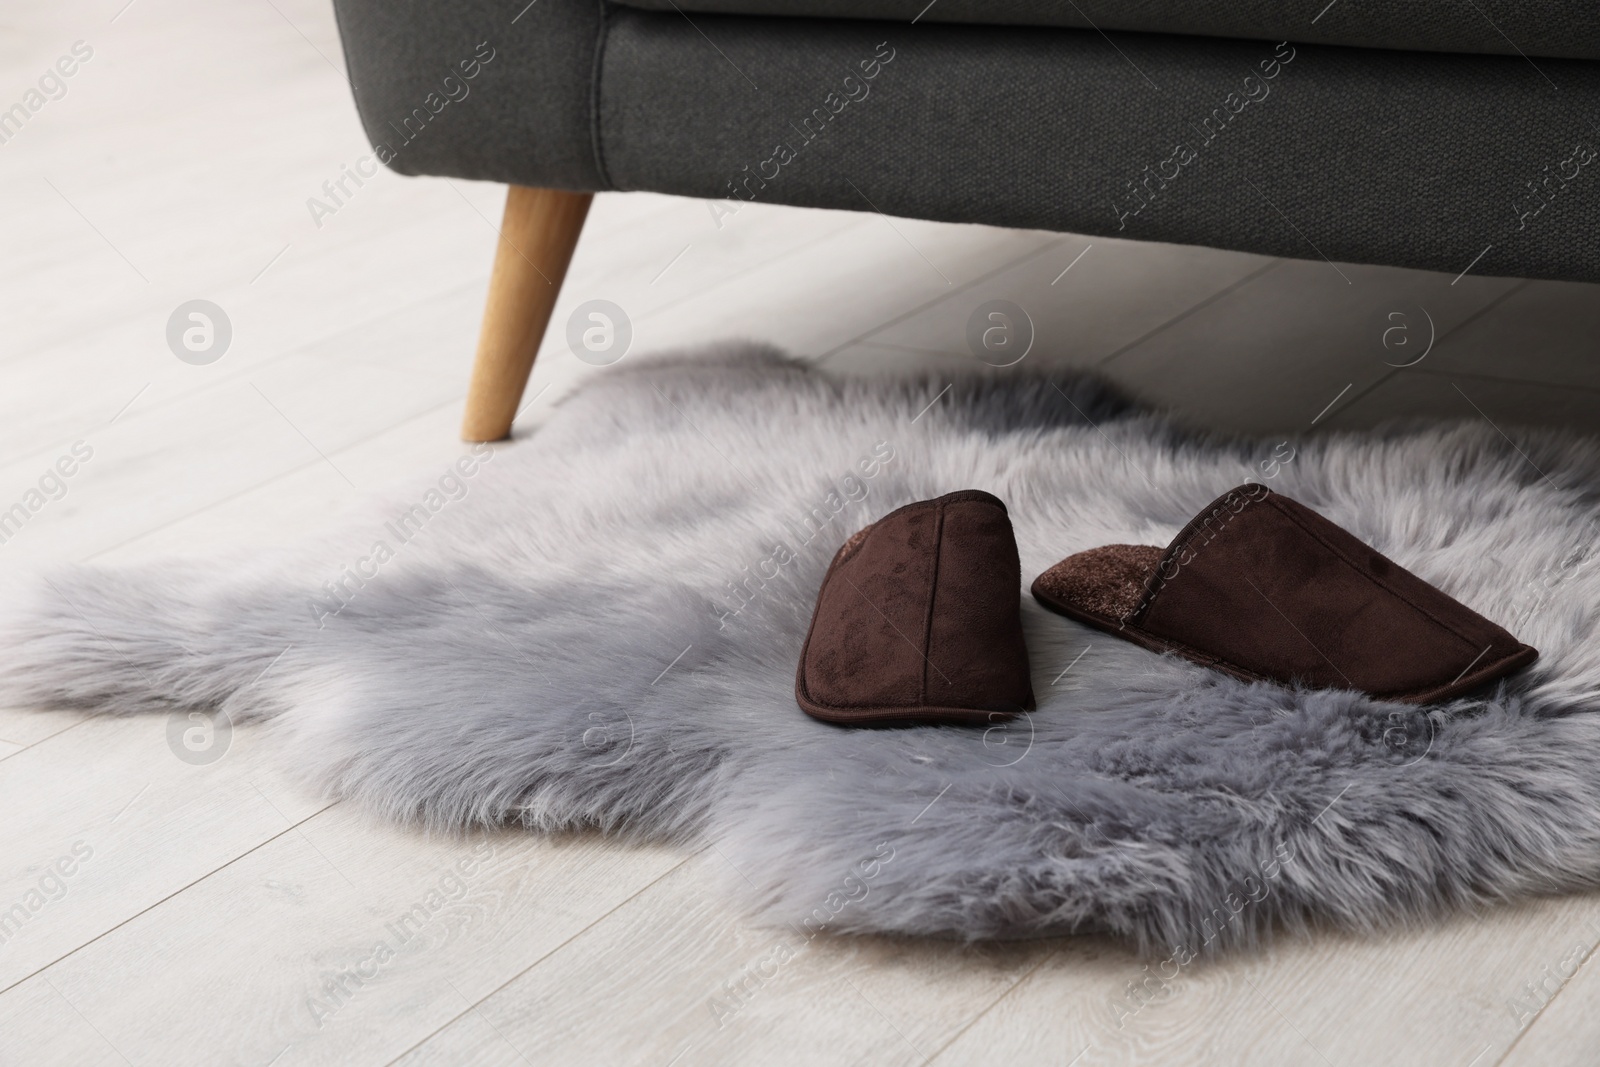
[611, 0, 1600, 62]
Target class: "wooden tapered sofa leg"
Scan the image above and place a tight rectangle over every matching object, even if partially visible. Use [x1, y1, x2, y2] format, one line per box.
[460, 185, 593, 442]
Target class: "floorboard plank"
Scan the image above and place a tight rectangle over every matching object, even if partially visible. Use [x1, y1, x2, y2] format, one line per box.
[0, 806, 685, 1067]
[5, 0, 1600, 1061]
[0, 718, 318, 993]
[932, 894, 1600, 1067]
[395, 850, 1056, 1067]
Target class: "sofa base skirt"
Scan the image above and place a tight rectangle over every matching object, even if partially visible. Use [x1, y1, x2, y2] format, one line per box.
[334, 0, 1600, 282]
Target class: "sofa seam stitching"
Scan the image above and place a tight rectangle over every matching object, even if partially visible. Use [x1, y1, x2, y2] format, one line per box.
[589, 0, 615, 190]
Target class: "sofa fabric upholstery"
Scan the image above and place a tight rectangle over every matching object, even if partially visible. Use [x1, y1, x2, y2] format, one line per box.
[332, 0, 1600, 282]
[615, 0, 1600, 63]
[331, 0, 605, 189]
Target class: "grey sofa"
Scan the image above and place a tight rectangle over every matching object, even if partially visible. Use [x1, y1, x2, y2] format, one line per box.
[330, 0, 1600, 440]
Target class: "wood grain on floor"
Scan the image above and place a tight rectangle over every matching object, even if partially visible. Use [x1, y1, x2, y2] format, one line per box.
[3, 1, 1600, 1065]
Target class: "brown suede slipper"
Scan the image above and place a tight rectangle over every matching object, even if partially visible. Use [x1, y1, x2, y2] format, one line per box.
[796, 490, 1036, 726]
[1032, 484, 1538, 704]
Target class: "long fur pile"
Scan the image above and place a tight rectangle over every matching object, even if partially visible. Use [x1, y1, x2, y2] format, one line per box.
[6, 344, 1600, 956]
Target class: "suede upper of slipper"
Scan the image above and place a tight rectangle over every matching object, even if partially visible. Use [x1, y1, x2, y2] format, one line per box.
[1032, 484, 1538, 703]
[796, 490, 1036, 726]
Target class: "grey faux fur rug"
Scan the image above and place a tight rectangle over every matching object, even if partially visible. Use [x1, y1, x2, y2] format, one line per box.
[6, 345, 1600, 957]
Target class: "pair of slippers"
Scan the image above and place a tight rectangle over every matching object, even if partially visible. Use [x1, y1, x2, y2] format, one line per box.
[795, 486, 1538, 725]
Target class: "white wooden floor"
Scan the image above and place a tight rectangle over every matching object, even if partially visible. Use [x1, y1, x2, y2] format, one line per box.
[4, 2, 1600, 1065]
